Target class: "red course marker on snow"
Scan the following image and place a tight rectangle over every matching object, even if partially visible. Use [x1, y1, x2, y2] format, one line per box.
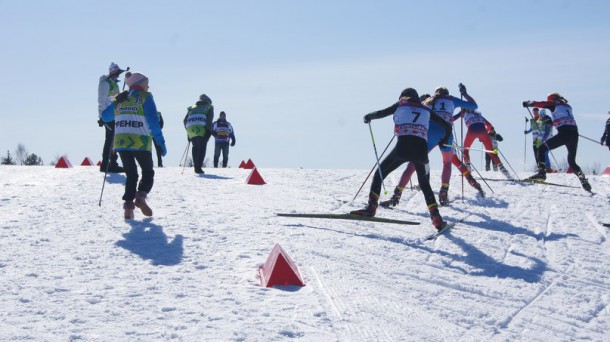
[55, 156, 73, 168]
[259, 244, 305, 288]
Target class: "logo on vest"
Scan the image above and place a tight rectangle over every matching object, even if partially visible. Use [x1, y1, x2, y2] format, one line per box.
[116, 120, 144, 128]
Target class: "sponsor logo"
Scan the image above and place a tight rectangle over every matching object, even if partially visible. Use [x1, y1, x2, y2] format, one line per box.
[116, 120, 144, 128]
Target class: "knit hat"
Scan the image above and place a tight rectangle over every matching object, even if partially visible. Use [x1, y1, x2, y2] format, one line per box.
[199, 94, 212, 104]
[108, 62, 124, 76]
[219, 111, 226, 117]
[125, 72, 149, 88]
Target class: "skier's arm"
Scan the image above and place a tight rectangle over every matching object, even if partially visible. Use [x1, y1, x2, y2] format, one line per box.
[451, 95, 478, 111]
[98, 78, 110, 115]
[523, 100, 556, 112]
[452, 110, 464, 122]
[143, 94, 165, 148]
[363, 102, 399, 123]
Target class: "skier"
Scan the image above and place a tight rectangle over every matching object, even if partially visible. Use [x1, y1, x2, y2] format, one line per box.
[100, 72, 167, 219]
[380, 85, 484, 208]
[212, 111, 236, 168]
[97, 62, 126, 173]
[184, 94, 214, 174]
[485, 127, 503, 171]
[522, 93, 591, 191]
[600, 111, 610, 151]
[454, 99, 513, 180]
[350, 87, 451, 231]
[153, 111, 165, 167]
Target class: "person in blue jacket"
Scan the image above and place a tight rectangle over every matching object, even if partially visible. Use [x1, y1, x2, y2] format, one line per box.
[100, 72, 167, 219]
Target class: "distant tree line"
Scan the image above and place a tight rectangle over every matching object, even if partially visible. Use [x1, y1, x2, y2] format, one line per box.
[1, 143, 44, 165]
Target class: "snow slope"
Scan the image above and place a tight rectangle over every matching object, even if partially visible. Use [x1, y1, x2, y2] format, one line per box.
[1, 165, 609, 341]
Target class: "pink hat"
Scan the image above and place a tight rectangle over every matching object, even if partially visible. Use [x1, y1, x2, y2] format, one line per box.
[125, 72, 149, 88]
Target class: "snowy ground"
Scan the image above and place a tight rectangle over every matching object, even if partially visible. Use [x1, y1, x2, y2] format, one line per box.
[1, 165, 609, 341]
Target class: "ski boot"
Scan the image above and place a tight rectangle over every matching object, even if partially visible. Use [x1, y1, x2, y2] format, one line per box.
[428, 204, 446, 231]
[135, 191, 153, 217]
[380, 187, 403, 208]
[465, 173, 485, 197]
[527, 164, 547, 181]
[492, 164, 498, 171]
[123, 201, 135, 220]
[438, 183, 449, 206]
[194, 166, 205, 174]
[498, 164, 513, 180]
[107, 163, 125, 173]
[485, 165, 490, 171]
[576, 171, 592, 192]
[350, 192, 379, 217]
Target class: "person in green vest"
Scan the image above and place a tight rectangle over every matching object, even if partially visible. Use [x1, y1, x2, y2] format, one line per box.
[183, 94, 214, 174]
[100, 72, 167, 219]
[97, 62, 126, 173]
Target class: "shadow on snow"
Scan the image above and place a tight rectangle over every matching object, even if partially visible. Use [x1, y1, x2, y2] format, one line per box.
[285, 221, 552, 283]
[116, 218, 184, 266]
[104, 173, 126, 184]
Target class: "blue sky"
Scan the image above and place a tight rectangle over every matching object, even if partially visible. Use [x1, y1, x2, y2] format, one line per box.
[1, 0, 609, 171]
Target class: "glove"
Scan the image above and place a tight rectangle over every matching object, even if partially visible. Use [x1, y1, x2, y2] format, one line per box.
[496, 134, 503, 141]
[231, 139, 236, 147]
[114, 90, 129, 103]
[458, 83, 467, 95]
[158, 140, 167, 156]
[98, 118, 104, 127]
[522, 100, 533, 108]
[439, 135, 450, 147]
[363, 114, 373, 124]
[523, 130, 528, 134]
[601, 138, 604, 146]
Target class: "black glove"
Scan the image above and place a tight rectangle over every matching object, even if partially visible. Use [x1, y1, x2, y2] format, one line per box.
[363, 114, 373, 124]
[522, 100, 533, 108]
[231, 139, 236, 147]
[114, 90, 129, 103]
[98, 119, 104, 127]
[458, 83, 467, 95]
[496, 134, 504, 141]
[439, 135, 450, 147]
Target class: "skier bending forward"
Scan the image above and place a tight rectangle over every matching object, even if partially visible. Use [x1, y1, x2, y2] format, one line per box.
[351, 87, 451, 231]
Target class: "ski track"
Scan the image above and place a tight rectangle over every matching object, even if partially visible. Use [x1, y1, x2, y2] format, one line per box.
[1, 167, 610, 340]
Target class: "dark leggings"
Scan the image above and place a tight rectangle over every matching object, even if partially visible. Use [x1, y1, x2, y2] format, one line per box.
[102, 122, 119, 167]
[370, 136, 437, 207]
[191, 133, 212, 168]
[538, 125, 581, 173]
[118, 150, 154, 202]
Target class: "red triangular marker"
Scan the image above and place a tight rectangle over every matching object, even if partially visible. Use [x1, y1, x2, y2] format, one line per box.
[246, 167, 266, 185]
[238, 160, 246, 168]
[244, 159, 255, 169]
[55, 156, 73, 168]
[259, 244, 305, 287]
[97, 160, 102, 166]
[81, 157, 94, 166]
[602, 166, 610, 177]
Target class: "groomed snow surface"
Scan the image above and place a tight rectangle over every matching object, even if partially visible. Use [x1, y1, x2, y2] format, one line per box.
[1, 166, 609, 341]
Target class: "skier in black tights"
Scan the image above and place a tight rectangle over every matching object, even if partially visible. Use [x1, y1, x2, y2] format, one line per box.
[351, 87, 451, 231]
[522, 93, 591, 192]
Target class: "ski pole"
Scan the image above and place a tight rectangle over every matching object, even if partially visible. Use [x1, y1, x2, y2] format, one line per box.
[352, 135, 395, 202]
[122, 67, 130, 91]
[449, 144, 497, 154]
[179, 140, 190, 167]
[367, 122, 387, 195]
[524, 117, 528, 171]
[579, 134, 601, 144]
[181, 141, 191, 175]
[467, 156, 494, 193]
[497, 148, 520, 180]
[98, 133, 115, 207]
